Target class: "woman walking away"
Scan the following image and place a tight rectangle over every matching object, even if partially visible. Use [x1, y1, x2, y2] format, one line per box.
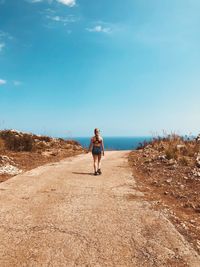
[88, 128, 105, 175]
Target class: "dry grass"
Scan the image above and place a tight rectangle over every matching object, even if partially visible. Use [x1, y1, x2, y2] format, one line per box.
[0, 130, 82, 153]
[138, 133, 200, 166]
[0, 130, 34, 152]
[129, 134, 200, 254]
[0, 129, 85, 182]
[0, 138, 5, 152]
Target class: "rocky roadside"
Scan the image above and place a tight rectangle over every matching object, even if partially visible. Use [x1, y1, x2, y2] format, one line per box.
[0, 129, 85, 182]
[128, 135, 200, 255]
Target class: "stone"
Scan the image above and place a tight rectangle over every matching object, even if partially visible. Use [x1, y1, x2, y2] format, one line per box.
[196, 153, 200, 168]
[176, 144, 186, 150]
[168, 159, 177, 165]
[0, 164, 22, 175]
[166, 178, 172, 184]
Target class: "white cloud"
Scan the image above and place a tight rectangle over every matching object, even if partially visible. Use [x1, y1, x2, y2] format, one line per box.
[56, 0, 75, 7]
[46, 14, 77, 24]
[86, 25, 111, 34]
[27, 0, 44, 2]
[0, 79, 6, 85]
[31, 0, 43, 2]
[27, 0, 76, 7]
[0, 31, 14, 51]
[0, 42, 5, 51]
[13, 80, 22, 86]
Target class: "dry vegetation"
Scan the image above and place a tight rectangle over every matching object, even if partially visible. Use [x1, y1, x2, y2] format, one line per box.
[129, 133, 200, 254]
[0, 129, 85, 182]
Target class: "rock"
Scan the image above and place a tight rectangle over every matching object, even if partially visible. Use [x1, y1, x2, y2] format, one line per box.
[180, 184, 185, 190]
[0, 155, 15, 166]
[196, 134, 200, 143]
[0, 164, 22, 175]
[192, 168, 200, 177]
[180, 222, 188, 230]
[176, 144, 186, 150]
[166, 178, 172, 184]
[158, 155, 166, 160]
[196, 153, 200, 168]
[197, 240, 200, 250]
[42, 150, 58, 157]
[168, 159, 177, 166]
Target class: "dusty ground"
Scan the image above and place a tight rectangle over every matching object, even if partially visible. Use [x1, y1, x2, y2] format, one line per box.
[129, 150, 200, 256]
[0, 129, 84, 182]
[0, 151, 199, 266]
[0, 149, 84, 183]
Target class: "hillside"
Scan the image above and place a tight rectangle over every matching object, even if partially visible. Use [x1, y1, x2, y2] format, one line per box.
[129, 134, 200, 254]
[0, 129, 85, 182]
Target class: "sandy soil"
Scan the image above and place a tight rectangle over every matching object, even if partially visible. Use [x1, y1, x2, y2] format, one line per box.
[0, 151, 199, 266]
[128, 150, 200, 255]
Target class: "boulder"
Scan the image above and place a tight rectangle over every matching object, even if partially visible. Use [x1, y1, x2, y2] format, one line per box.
[176, 144, 186, 150]
[196, 134, 200, 143]
[196, 153, 200, 168]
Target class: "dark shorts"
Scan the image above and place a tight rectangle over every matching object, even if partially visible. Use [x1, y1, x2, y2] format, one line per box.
[92, 146, 102, 155]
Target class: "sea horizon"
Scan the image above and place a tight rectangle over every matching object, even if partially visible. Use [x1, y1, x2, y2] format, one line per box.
[64, 136, 152, 151]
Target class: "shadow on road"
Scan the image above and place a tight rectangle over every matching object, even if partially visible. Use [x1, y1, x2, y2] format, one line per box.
[72, 172, 94, 176]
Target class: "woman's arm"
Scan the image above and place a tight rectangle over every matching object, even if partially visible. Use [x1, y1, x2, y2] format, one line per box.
[88, 138, 93, 152]
[101, 138, 105, 156]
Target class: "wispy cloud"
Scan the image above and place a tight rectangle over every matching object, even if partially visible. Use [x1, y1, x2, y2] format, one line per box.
[28, 0, 76, 7]
[0, 42, 5, 51]
[30, 0, 43, 2]
[56, 0, 75, 7]
[0, 30, 13, 40]
[0, 30, 14, 53]
[86, 25, 111, 34]
[46, 14, 77, 24]
[13, 80, 22, 86]
[0, 79, 6, 85]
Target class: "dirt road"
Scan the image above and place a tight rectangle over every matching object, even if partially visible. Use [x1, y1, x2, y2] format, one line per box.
[0, 151, 199, 266]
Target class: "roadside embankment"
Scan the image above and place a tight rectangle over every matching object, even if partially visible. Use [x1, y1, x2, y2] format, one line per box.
[0, 129, 85, 182]
[128, 134, 200, 254]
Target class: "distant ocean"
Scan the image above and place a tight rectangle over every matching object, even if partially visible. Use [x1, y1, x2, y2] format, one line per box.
[66, 137, 152, 151]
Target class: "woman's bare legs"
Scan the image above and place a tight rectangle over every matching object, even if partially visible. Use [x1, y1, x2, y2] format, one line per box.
[97, 154, 102, 171]
[92, 154, 98, 173]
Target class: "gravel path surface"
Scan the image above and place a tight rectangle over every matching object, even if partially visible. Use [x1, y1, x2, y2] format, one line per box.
[0, 151, 199, 266]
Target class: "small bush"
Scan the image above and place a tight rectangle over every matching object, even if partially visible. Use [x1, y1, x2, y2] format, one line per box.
[165, 147, 178, 160]
[0, 138, 5, 151]
[65, 140, 81, 146]
[179, 156, 189, 166]
[137, 132, 200, 166]
[0, 131, 34, 152]
[6, 134, 34, 151]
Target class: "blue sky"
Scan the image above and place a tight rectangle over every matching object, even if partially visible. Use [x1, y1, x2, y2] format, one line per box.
[0, 0, 200, 137]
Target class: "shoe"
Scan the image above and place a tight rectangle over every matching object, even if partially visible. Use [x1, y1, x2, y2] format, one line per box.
[94, 171, 98, 176]
[97, 169, 102, 175]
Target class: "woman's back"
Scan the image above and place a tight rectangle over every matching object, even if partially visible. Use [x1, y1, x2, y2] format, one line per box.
[91, 135, 103, 147]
